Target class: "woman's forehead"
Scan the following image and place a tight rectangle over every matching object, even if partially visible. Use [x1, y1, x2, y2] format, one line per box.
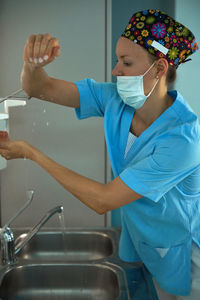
[116, 37, 148, 59]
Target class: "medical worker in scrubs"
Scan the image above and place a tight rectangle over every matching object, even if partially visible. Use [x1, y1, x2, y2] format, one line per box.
[0, 9, 199, 300]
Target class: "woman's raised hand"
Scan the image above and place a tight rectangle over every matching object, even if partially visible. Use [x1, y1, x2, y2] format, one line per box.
[24, 33, 61, 67]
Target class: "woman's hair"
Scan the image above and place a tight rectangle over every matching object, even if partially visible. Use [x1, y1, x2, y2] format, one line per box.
[147, 53, 177, 86]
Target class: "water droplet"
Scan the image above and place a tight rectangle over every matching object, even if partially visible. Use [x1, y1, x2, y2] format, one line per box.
[46, 122, 49, 126]
[33, 122, 36, 127]
[43, 109, 46, 113]
[24, 157, 27, 161]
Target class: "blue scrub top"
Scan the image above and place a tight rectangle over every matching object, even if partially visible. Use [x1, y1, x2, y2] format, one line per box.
[74, 78, 200, 296]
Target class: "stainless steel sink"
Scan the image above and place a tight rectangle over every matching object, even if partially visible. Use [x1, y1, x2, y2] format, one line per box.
[0, 228, 132, 299]
[0, 263, 129, 299]
[16, 230, 117, 262]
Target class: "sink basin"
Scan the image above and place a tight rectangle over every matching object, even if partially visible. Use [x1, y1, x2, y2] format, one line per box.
[16, 230, 115, 261]
[0, 264, 128, 300]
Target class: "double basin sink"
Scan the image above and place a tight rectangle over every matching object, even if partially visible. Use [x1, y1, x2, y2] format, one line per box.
[0, 228, 133, 299]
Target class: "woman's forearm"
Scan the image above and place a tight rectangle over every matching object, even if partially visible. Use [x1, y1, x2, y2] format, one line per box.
[21, 62, 80, 107]
[0, 138, 141, 212]
[30, 146, 107, 214]
[21, 62, 49, 98]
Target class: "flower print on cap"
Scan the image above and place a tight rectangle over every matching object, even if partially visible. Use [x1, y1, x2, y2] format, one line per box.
[151, 23, 166, 39]
[121, 9, 199, 68]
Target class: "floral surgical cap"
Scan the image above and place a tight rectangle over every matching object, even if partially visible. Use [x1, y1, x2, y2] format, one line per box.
[121, 9, 199, 68]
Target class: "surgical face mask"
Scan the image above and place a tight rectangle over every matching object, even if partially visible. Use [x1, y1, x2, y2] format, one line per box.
[117, 62, 159, 109]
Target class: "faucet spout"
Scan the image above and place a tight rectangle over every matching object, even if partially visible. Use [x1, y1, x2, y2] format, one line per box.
[0, 189, 64, 266]
[15, 205, 63, 255]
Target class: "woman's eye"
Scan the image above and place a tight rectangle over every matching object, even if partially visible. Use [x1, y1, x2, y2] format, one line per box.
[123, 61, 132, 66]
[115, 60, 132, 66]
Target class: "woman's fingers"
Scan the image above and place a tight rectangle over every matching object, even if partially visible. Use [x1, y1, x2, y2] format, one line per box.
[24, 34, 35, 63]
[0, 149, 11, 160]
[24, 33, 60, 66]
[33, 34, 43, 64]
[52, 45, 61, 57]
[0, 131, 9, 139]
[39, 33, 51, 62]
[0, 132, 35, 161]
[0, 131, 10, 148]
[0, 140, 31, 160]
[45, 38, 60, 60]
[0, 131, 11, 159]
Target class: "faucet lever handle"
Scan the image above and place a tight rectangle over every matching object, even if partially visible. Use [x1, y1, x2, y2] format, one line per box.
[4, 190, 34, 228]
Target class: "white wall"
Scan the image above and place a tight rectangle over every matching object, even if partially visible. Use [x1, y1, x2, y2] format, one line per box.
[174, 0, 200, 118]
[0, 0, 108, 228]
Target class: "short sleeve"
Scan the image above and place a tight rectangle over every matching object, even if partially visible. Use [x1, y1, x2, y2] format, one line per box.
[119, 135, 200, 202]
[74, 78, 116, 120]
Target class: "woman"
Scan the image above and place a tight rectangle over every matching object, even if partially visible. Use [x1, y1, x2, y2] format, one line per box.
[0, 9, 199, 300]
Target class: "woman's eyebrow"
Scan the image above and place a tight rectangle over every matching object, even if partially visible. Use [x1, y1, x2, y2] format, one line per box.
[116, 55, 132, 59]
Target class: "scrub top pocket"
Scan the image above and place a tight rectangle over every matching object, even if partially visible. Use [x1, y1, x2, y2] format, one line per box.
[138, 240, 191, 295]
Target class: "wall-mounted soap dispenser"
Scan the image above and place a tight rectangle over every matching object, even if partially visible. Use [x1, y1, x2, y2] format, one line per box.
[0, 89, 30, 170]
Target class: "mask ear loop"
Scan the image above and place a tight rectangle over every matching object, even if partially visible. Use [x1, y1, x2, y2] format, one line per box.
[146, 76, 159, 97]
[143, 60, 157, 77]
[143, 61, 159, 97]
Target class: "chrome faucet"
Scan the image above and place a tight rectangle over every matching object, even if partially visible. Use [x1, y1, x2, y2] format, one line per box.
[0, 190, 63, 265]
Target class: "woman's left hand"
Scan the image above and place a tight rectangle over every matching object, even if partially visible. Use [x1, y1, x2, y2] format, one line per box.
[0, 131, 34, 160]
